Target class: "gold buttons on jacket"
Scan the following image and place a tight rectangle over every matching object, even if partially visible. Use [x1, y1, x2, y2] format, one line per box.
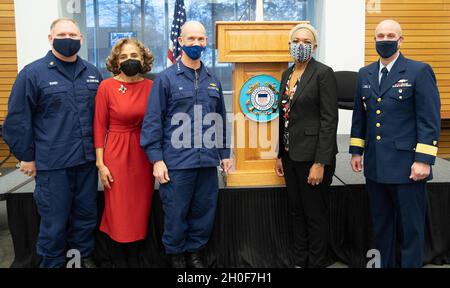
[376, 110, 381, 115]
[399, 96, 403, 100]
[377, 98, 382, 102]
[376, 123, 381, 128]
[376, 136, 381, 141]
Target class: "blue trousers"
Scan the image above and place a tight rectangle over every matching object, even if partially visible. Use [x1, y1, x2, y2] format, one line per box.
[159, 167, 218, 255]
[34, 162, 98, 268]
[366, 179, 426, 268]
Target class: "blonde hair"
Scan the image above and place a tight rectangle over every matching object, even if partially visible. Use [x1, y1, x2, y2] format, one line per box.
[289, 23, 318, 45]
[106, 38, 154, 75]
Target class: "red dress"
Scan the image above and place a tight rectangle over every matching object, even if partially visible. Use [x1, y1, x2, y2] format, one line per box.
[94, 77, 154, 243]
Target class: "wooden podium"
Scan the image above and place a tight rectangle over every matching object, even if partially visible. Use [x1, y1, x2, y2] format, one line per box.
[216, 21, 306, 187]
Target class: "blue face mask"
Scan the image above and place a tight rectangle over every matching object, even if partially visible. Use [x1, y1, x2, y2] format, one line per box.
[53, 38, 81, 57]
[375, 40, 398, 59]
[182, 45, 205, 60]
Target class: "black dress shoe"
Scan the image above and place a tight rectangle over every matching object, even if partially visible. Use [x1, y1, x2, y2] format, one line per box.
[80, 257, 97, 268]
[170, 254, 187, 268]
[186, 252, 206, 268]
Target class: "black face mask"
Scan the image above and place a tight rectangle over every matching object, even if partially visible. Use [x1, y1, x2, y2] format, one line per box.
[375, 40, 398, 59]
[120, 59, 142, 77]
[53, 38, 81, 57]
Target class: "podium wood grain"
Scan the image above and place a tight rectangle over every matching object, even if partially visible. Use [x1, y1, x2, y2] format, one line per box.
[216, 21, 306, 186]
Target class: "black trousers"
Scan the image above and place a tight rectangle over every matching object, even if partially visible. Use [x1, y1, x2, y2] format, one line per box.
[282, 153, 335, 268]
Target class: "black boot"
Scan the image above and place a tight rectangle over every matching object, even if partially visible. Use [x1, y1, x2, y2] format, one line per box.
[186, 252, 206, 268]
[169, 254, 187, 268]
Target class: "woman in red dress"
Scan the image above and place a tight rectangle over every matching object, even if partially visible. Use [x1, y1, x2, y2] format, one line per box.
[94, 38, 155, 246]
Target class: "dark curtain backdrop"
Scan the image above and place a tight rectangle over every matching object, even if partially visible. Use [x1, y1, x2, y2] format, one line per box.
[6, 184, 450, 268]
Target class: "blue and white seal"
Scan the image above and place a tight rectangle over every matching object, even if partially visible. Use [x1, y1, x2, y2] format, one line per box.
[239, 74, 280, 123]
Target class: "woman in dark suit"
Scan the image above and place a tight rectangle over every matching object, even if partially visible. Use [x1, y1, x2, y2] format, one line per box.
[275, 23, 338, 268]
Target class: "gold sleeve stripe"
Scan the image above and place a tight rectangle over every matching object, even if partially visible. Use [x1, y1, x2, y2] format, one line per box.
[350, 138, 365, 148]
[416, 143, 438, 157]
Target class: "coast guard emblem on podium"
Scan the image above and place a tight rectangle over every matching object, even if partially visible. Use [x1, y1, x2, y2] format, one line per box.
[239, 75, 280, 123]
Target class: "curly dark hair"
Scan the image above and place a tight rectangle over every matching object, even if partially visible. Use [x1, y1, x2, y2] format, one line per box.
[106, 38, 154, 75]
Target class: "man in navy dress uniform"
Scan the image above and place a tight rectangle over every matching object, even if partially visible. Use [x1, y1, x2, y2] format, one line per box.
[141, 21, 232, 268]
[349, 19, 441, 268]
[3, 18, 102, 268]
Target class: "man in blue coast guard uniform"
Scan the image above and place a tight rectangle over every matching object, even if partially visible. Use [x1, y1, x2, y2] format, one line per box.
[3, 18, 102, 268]
[141, 21, 232, 268]
[349, 20, 441, 268]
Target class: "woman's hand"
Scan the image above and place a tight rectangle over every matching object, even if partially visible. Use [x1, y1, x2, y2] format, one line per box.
[275, 158, 284, 177]
[308, 163, 324, 186]
[98, 165, 114, 189]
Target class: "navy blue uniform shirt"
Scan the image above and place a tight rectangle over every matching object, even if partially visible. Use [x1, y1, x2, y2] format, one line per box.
[3, 51, 102, 170]
[141, 60, 230, 170]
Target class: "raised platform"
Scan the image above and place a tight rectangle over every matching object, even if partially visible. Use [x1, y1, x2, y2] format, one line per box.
[3, 135, 448, 196]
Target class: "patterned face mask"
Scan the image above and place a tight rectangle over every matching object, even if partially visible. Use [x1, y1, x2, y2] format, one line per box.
[289, 42, 313, 63]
